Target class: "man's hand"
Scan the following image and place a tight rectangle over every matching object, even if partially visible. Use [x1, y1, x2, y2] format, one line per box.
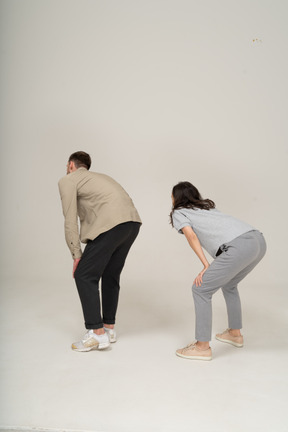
[73, 258, 81, 278]
[193, 265, 209, 287]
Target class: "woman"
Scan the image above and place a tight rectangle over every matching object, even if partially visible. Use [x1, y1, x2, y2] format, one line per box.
[170, 182, 266, 361]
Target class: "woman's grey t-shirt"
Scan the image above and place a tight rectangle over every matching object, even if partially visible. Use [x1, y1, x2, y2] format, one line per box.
[172, 208, 254, 259]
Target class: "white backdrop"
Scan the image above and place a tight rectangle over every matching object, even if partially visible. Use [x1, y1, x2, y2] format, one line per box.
[0, 0, 287, 291]
[1, 2, 288, 431]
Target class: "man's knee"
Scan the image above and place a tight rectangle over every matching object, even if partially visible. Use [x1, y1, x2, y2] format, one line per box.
[74, 263, 88, 283]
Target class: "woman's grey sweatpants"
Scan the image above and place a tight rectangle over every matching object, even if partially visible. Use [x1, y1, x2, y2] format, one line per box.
[192, 230, 266, 342]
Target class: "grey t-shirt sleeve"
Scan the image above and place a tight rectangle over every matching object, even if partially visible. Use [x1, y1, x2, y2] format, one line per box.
[172, 210, 191, 233]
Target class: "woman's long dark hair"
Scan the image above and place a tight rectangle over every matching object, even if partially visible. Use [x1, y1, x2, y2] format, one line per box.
[170, 181, 215, 226]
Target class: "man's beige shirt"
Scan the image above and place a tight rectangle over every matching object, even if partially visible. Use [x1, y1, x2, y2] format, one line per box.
[58, 168, 142, 259]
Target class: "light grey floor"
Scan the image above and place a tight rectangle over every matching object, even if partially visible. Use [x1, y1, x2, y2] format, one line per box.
[0, 277, 287, 432]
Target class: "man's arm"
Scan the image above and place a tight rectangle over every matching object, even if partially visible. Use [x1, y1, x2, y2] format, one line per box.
[58, 176, 82, 260]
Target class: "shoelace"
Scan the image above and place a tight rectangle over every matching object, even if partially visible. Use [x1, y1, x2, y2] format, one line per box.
[182, 342, 197, 352]
[223, 329, 241, 339]
[82, 330, 94, 342]
[222, 328, 237, 337]
[182, 342, 211, 353]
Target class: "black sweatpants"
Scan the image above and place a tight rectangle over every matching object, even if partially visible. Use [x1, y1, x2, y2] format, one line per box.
[74, 222, 141, 329]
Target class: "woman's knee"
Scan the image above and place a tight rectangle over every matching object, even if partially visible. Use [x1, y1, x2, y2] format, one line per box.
[192, 282, 215, 303]
[192, 283, 206, 298]
[192, 283, 198, 294]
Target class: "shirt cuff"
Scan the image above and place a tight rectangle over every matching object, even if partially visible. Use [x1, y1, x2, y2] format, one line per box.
[71, 249, 82, 259]
[176, 223, 190, 234]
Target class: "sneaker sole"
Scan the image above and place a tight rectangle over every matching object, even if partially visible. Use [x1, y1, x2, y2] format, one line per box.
[72, 342, 110, 352]
[98, 341, 111, 350]
[215, 336, 243, 347]
[176, 352, 212, 361]
[105, 332, 117, 343]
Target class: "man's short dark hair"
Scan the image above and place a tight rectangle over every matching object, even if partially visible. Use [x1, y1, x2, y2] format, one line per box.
[69, 151, 91, 170]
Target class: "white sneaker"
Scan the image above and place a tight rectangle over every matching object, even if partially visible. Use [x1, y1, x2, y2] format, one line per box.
[104, 327, 117, 343]
[72, 330, 110, 352]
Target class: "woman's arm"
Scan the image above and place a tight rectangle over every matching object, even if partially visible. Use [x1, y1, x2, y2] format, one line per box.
[182, 226, 210, 287]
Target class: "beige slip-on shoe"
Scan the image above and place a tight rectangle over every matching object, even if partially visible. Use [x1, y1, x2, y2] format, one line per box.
[176, 342, 212, 361]
[215, 329, 244, 347]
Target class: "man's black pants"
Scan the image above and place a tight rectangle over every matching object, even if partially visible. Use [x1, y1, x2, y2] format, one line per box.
[74, 222, 141, 329]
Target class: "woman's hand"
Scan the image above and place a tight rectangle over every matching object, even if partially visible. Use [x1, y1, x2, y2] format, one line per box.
[193, 265, 209, 287]
[181, 227, 210, 287]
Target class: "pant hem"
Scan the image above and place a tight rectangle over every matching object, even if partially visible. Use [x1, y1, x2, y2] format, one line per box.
[103, 319, 116, 325]
[228, 324, 242, 330]
[85, 323, 104, 330]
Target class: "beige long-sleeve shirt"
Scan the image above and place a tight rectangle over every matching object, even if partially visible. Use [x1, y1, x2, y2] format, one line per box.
[58, 168, 142, 259]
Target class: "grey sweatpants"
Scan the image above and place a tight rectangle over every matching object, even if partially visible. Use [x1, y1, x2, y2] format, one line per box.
[192, 230, 266, 341]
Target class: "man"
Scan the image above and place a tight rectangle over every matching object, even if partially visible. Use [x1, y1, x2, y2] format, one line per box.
[58, 151, 141, 352]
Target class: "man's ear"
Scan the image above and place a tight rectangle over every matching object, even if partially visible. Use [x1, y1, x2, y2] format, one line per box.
[69, 161, 77, 172]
